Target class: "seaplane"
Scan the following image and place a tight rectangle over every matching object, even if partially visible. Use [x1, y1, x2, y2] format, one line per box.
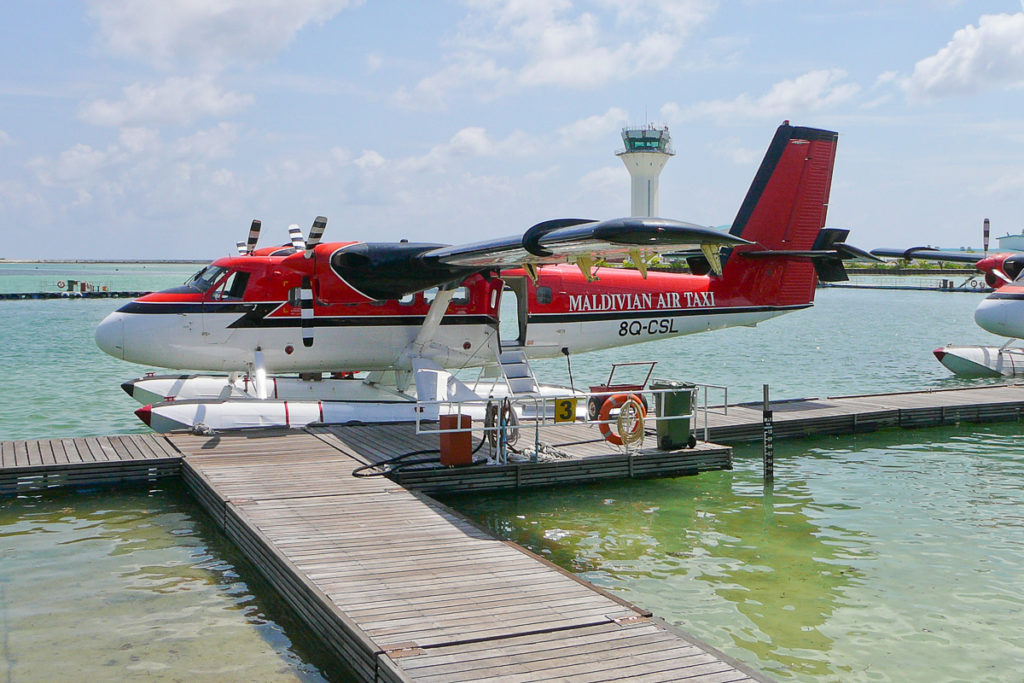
[872, 219, 1024, 377]
[96, 122, 870, 433]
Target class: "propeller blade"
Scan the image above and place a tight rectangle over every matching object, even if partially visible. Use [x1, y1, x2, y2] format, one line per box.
[306, 216, 327, 254]
[289, 224, 305, 251]
[984, 217, 990, 258]
[236, 241, 246, 255]
[992, 268, 1012, 284]
[300, 276, 314, 347]
[246, 219, 261, 254]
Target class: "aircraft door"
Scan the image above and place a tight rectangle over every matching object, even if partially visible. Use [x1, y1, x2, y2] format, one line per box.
[499, 276, 528, 347]
[202, 270, 250, 343]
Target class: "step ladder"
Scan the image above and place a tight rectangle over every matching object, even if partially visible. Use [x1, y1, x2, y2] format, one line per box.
[497, 347, 541, 396]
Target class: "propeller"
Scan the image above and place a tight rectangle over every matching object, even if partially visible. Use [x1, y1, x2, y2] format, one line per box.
[245, 219, 261, 255]
[236, 241, 246, 255]
[284, 216, 328, 347]
[984, 217, 990, 259]
[300, 276, 315, 347]
[306, 216, 327, 256]
[288, 224, 305, 251]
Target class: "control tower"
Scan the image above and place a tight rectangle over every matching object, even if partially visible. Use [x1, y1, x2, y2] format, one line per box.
[616, 125, 674, 217]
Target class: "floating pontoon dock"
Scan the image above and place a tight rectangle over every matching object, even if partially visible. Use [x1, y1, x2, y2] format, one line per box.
[4, 383, 1024, 680]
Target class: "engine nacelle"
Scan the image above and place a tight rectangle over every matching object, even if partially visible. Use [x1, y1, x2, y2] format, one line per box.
[979, 254, 1024, 289]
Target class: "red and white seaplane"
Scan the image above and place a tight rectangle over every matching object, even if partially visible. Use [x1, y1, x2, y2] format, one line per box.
[873, 219, 1024, 377]
[97, 122, 868, 432]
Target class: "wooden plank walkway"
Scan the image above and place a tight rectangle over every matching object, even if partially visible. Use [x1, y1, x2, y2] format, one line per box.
[0, 433, 179, 495]
[702, 383, 1024, 443]
[172, 429, 764, 682]
[4, 383, 1024, 679]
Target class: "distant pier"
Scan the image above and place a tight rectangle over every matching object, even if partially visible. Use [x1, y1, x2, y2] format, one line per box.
[0, 290, 149, 300]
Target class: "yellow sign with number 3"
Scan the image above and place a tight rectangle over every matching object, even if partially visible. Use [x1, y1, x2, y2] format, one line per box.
[554, 398, 577, 423]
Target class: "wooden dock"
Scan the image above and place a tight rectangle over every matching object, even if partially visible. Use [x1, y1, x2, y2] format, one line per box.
[335, 421, 731, 495]
[176, 429, 763, 682]
[4, 382, 1024, 680]
[702, 383, 1024, 443]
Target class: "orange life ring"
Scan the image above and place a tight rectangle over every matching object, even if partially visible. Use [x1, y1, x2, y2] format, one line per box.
[598, 392, 646, 446]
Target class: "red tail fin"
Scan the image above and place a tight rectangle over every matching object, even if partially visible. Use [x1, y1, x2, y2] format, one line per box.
[718, 123, 838, 306]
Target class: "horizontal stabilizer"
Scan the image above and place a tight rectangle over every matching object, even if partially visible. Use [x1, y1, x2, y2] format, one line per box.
[871, 247, 984, 264]
[737, 228, 878, 282]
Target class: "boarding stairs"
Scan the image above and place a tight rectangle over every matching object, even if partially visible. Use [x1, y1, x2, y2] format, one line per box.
[497, 347, 541, 396]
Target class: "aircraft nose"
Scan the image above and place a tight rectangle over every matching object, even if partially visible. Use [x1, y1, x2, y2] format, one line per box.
[95, 312, 125, 359]
[974, 296, 1020, 338]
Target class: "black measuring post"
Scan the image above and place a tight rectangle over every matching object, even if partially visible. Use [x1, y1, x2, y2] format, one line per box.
[762, 384, 774, 481]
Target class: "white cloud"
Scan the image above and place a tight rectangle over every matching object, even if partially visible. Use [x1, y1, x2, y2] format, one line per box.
[170, 123, 240, 160]
[118, 127, 161, 155]
[556, 107, 630, 143]
[32, 143, 116, 187]
[393, 58, 509, 110]
[578, 165, 624, 197]
[0, 130, 12, 147]
[719, 138, 759, 165]
[80, 76, 254, 127]
[88, 0, 361, 69]
[396, 0, 714, 108]
[663, 69, 861, 122]
[904, 12, 1024, 100]
[354, 150, 386, 171]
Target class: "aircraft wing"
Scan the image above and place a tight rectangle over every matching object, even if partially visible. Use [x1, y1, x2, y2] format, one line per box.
[422, 217, 750, 268]
[870, 247, 984, 264]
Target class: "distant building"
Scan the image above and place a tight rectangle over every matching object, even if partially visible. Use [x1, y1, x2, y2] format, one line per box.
[617, 125, 674, 217]
[996, 233, 1024, 252]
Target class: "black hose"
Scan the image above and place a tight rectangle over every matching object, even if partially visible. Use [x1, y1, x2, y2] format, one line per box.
[351, 434, 487, 477]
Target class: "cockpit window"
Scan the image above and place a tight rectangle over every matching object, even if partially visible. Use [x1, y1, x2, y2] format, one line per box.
[185, 265, 227, 291]
[211, 271, 250, 300]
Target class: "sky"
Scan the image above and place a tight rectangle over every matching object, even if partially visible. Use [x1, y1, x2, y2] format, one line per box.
[2, 0, 1024, 260]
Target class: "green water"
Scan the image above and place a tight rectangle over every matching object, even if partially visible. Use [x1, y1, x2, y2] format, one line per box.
[442, 424, 1024, 682]
[0, 481, 341, 681]
[2, 264, 1023, 680]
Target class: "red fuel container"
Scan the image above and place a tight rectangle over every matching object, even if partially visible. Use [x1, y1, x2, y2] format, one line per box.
[439, 414, 473, 466]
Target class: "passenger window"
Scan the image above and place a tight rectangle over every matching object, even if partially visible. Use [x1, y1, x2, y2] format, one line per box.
[535, 286, 553, 305]
[451, 286, 470, 305]
[423, 287, 438, 304]
[399, 292, 417, 306]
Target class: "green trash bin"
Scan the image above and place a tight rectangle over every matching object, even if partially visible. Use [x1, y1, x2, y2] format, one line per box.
[651, 379, 696, 450]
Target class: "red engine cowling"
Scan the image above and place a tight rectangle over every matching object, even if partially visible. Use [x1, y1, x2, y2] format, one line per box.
[979, 254, 1024, 289]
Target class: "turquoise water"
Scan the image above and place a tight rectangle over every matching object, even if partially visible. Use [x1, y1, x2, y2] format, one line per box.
[2, 264, 1022, 681]
[0, 261, 200, 294]
[0, 481, 339, 681]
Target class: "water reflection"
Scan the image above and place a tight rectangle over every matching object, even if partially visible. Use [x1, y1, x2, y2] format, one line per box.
[0, 481, 342, 681]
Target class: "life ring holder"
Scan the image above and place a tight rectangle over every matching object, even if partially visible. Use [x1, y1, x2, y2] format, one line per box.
[57, 280, 66, 289]
[598, 392, 646, 447]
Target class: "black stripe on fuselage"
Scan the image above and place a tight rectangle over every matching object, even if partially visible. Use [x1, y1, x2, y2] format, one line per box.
[528, 304, 811, 324]
[115, 300, 496, 328]
[116, 301, 264, 315]
[986, 291, 1024, 300]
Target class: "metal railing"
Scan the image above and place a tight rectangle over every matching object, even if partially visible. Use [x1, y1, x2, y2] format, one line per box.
[414, 382, 729, 464]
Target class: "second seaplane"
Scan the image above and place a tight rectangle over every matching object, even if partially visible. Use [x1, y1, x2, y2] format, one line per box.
[97, 122, 869, 432]
[873, 218, 1024, 377]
